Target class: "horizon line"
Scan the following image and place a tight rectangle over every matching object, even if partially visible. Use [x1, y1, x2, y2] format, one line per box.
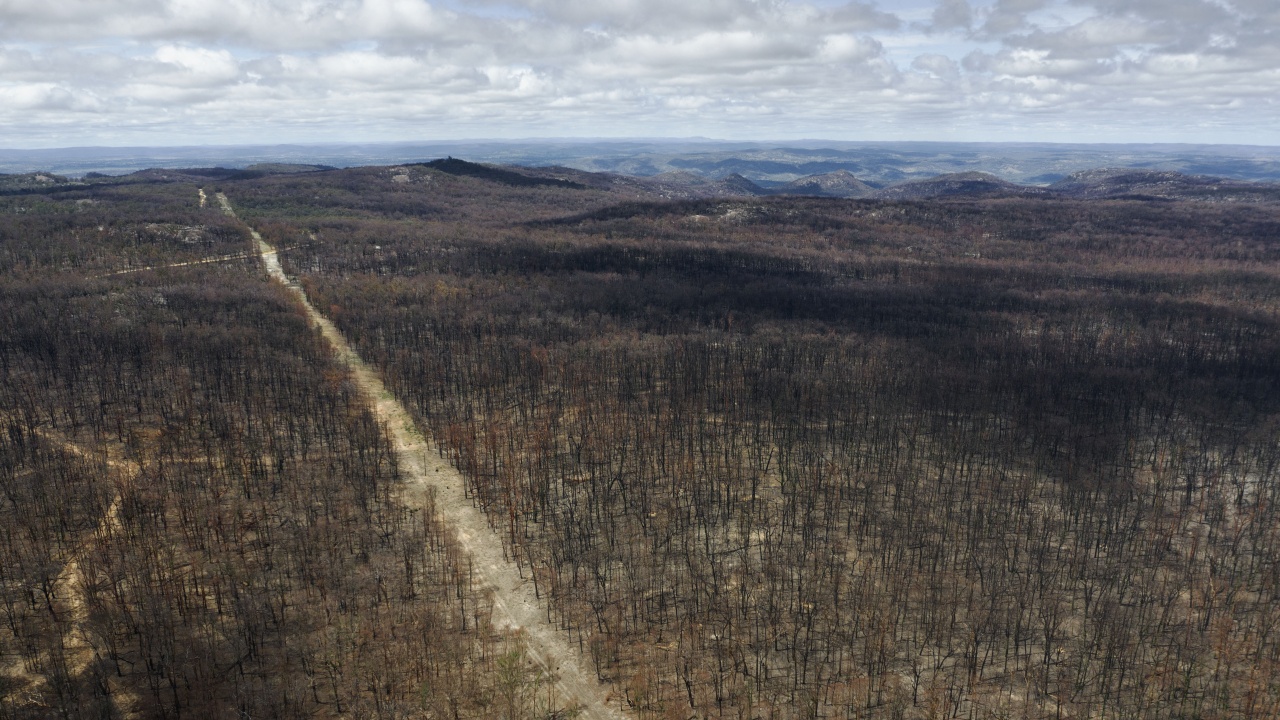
[4, 138, 1280, 153]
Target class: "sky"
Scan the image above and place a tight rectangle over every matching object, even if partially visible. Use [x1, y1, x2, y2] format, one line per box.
[0, 0, 1277, 148]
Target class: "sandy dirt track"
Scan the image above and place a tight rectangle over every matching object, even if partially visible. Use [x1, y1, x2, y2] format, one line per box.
[0, 423, 136, 711]
[216, 192, 629, 720]
[96, 250, 258, 277]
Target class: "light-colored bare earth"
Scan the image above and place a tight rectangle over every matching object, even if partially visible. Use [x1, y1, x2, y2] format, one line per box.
[96, 250, 259, 278]
[42, 437, 133, 675]
[216, 192, 629, 720]
[0, 423, 136, 713]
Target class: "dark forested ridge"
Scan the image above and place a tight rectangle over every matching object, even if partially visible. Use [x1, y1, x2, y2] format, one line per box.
[4, 159, 1280, 719]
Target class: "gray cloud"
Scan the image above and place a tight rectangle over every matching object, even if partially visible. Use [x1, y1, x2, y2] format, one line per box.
[978, 0, 1048, 36]
[929, 0, 973, 32]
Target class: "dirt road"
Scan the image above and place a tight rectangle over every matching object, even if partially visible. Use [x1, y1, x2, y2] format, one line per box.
[216, 192, 628, 720]
[0, 424, 136, 712]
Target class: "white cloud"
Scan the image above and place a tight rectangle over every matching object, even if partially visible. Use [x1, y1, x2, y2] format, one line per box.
[3, 83, 99, 111]
[819, 34, 883, 63]
[153, 45, 241, 85]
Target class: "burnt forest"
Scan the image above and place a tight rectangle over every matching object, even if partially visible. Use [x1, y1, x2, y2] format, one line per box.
[3, 159, 1280, 720]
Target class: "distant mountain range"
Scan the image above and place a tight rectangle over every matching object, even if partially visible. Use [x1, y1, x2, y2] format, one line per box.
[514, 163, 1280, 203]
[3, 140, 1280, 185]
[4, 157, 1279, 204]
[673, 167, 1280, 202]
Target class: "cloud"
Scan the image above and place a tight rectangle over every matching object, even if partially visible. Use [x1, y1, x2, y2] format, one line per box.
[0, 0, 465, 50]
[610, 31, 812, 71]
[3, 83, 101, 111]
[963, 47, 1108, 79]
[510, 0, 769, 33]
[929, 0, 973, 32]
[0, 0, 1275, 146]
[819, 34, 883, 64]
[912, 53, 960, 80]
[978, 0, 1048, 36]
[153, 45, 241, 85]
